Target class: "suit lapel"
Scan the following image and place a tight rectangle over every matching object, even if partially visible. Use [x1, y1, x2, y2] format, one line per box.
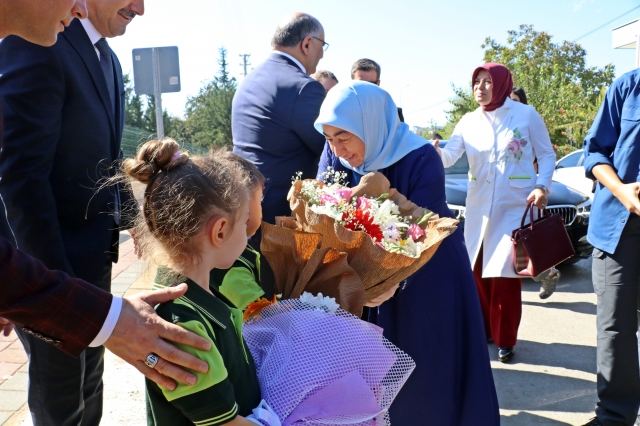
[61, 20, 116, 138]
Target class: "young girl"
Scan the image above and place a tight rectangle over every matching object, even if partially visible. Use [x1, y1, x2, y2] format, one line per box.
[154, 152, 266, 311]
[124, 139, 263, 426]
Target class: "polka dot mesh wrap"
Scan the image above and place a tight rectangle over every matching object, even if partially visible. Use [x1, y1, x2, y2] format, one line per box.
[243, 298, 416, 425]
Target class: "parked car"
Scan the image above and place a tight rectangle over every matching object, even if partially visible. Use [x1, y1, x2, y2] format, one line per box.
[434, 141, 593, 264]
[553, 149, 595, 200]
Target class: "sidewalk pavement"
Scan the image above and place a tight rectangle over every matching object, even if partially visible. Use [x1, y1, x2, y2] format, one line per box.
[0, 234, 155, 426]
[0, 253, 607, 425]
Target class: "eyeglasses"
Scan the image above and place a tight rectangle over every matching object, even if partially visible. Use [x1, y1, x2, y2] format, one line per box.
[312, 36, 329, 52]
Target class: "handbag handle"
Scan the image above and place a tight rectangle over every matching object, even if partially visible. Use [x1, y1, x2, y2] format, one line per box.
[520, 201, 543, 229]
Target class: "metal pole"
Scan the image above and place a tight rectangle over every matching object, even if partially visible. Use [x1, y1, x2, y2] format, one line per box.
[152, 47, 164, 139]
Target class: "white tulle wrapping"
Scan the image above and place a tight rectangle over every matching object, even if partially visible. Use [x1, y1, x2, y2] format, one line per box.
[242, 297, 415, 425]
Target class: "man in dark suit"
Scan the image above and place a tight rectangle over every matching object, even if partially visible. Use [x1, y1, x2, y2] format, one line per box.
[232, 12, 328, 224]
[0, 0, 212, 396]
[0, 0, 145, 423]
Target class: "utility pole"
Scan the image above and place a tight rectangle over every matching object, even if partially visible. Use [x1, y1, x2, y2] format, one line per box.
[239, 53, 251, 77]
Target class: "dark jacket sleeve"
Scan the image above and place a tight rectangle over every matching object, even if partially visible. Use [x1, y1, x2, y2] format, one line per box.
[0, 236, 112, 357]
[292, 79, 327, 156]
[0, 36, 74, 274]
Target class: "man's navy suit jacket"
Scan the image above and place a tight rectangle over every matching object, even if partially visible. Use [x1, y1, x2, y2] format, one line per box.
[232, 53, 327, 223]
[0, 19, 133, 289]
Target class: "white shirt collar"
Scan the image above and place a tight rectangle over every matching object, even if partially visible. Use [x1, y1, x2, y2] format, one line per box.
[80, 18, 103, 45]
[273, 51, 306, 74]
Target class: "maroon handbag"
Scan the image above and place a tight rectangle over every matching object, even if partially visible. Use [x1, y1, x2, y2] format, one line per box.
[511, 201, 575, 277]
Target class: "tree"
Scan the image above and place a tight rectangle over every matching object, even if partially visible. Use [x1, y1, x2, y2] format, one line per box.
[482, 24, 614, 146]
[123, 73, 144, 128]
[182, 47, 237, 149]
[442, 25, 615, 146]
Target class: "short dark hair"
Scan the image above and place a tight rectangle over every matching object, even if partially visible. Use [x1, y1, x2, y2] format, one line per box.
[311, 70, 338, 83]
[219, 151, 265, 190]
[512, 87, 528, 105]
[351, 58, 381, 82]
[430, 131, 443, 140]
[271, 13, 323, 48]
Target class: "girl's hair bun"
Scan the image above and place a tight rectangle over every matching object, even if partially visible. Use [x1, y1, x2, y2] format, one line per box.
[123, 138, 189, 184]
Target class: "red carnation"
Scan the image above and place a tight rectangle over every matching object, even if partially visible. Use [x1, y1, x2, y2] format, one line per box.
[343, 208, 384, 242]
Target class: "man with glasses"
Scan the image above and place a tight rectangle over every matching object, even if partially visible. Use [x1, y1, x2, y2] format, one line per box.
[232, 12, 328, 227]
[351, 58, 405, 122]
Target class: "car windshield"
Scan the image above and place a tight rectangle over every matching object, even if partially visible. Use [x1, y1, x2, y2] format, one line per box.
[556, 151, 582, 169]
[436, 141, 470, 175]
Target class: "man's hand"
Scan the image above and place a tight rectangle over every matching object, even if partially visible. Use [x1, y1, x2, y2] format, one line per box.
[0, 317, 14, 337]
[592, 164, 640, 215]
[612, 182, 640, 215]
[104, 284, 212, 390]
[364, 283, 400, 308]
[433, 139, 442, 157]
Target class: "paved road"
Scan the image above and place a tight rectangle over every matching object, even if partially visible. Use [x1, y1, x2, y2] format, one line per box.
[497, 257, 598, 425]
[10, 257, 608, 426]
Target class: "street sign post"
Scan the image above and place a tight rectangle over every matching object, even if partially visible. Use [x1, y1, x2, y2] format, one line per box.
[132, 46, 181, 139]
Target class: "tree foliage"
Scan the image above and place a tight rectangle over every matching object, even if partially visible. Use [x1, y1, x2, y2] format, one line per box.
[182, 47, 237, 149]
[442, 25, 615, 146]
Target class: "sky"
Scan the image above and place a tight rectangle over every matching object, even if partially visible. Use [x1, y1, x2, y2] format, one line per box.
[108, 0, 640, 128]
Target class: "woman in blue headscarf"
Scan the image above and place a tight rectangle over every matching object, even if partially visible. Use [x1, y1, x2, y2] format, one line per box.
[315, 81, 499, 426]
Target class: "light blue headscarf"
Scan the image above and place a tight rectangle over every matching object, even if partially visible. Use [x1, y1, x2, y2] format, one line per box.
[314, 80, 428, 175]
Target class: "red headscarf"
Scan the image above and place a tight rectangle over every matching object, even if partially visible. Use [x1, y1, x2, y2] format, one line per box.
[472, 63, 513, 112]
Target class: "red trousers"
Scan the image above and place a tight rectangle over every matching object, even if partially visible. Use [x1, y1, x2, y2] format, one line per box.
[472, 247, 522, 348]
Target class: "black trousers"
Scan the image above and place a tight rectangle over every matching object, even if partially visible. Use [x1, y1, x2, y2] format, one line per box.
[18, 259, 112, 426]
[592, 214, 640, 426]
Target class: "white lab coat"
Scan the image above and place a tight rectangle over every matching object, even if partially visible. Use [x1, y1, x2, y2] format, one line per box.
[441, 98, 555, 278]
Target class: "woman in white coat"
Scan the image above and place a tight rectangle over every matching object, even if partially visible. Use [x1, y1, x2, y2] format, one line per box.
[436, 63, 555, 362]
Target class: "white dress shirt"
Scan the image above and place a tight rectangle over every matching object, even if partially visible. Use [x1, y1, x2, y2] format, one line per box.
[80, 18, 102, 59]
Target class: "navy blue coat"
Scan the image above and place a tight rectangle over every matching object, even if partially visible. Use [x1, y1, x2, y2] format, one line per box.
[232, 53, 326, 223]
[318, 143, 500, 426]
[0, 20, 133, 288]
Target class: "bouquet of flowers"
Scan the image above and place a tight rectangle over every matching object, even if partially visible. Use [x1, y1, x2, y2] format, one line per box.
[297, 168, 432, 258]
[260, 171, 458, 311]
[242, 292, 416, 426]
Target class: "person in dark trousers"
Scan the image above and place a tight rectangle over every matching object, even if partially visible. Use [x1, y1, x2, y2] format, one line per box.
[581, 69, 640, 426]
[0, 0, 212, 396]
[0, 1, 151, 423]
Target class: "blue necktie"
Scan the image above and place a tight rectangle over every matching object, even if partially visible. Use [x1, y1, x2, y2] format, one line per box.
[95, 38, 116, 114]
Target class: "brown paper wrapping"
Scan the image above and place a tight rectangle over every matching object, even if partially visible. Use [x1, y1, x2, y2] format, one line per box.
[287, 172, 459, 300]
[260, 172, 458, 314]
[260, 220, 366, 316]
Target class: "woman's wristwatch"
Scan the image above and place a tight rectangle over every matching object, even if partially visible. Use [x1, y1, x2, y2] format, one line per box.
[535, 184, 548, 194]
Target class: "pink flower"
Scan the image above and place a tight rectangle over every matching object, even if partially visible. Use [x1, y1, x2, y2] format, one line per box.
[336, 188, 352, 201]
[507, 140, 520, 153]
[406, 224, 425, 240]
[356, 196, 373, 210]
[320, 193, 339, 205]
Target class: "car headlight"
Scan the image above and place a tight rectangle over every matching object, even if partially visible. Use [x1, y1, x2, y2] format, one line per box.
[576, 198, 591, 217]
